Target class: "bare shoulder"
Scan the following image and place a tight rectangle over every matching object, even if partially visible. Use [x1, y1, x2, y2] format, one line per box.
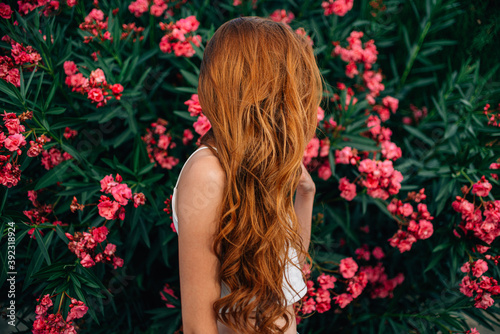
[176, 148, 226, 233]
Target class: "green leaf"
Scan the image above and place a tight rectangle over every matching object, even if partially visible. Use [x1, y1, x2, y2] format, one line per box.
[34, 160, 70, 190]
[173, 110, 197, 122]
[34, 229, 51, 266]
[179, 69, 199, 87]
[324, 206, 359, 245]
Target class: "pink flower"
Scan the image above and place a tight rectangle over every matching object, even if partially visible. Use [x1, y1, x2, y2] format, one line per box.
[184, 94, 202, 116]
[0, 3, 13, 19]
[339, 177, 357, 201]
[193, 114, 211, 136]
[150, 1, 167, 17]
[461, 262, 471, 273]
[92, 226, 108, 243]
[317, 106, 325, 123]
[97, 198, 120, 220]
[358, 159, 377, 174]
[317, 273, 337, 290]
[66, 299, 88, 322]
[489, 162, 499, 180]
[301, 297, 316, 314]
[100, 175, 119, 193]
[64, 61, 78, 76]
[80, 253, 95, 267]
[417, 220, 433, 240]
[372, 246, 385, 260]
[4, 117, 25, 134]
[347, 271, 368, 298]
[89, 68, 106, 84]
[88, 8, 105, 22]
[88, 88, 104, 102]
[335, 147, 357, 165]
[333, 293, 353, 308]
[472, 176, 492, 197]
[345, 61, 358, 78]
[317, 161, 332, 181]
[176, 15, 200, 34]
[321, 0, 354, 17]
[381, 141, 402, 160]
[388, 230, 417, 253]
[182, 129, 194, 145]
[340, 257, 358, 279]
[129, 0, 149, 17]
[113, 256, 124, 269]
[355, 244, 371, 261]
[4, 133, 26, 151]
[158, 134, 171, 150]
[303, 137, 320, 165]
[382, 96, 399, 113]
[472, 259, 488, 277]
[133, 193, 146, 208]
[459, 276, 476, 297]
[467, 328, 480, 334]
[269, 9, 295, 24]
[104, 243, 116, 256]
[475, 292, 494, 309]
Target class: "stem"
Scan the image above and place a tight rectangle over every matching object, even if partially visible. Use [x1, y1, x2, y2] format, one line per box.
[57, 292, 65, 314]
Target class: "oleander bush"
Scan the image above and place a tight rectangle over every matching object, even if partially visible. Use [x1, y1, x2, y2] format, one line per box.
[0, 0, 499, 333]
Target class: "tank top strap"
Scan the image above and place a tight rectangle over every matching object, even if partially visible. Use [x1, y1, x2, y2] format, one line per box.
[174, 145, 217, 189]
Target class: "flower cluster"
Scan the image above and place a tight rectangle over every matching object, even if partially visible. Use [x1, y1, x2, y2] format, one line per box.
[321, 0, 354, 17]
[354, 244, 405, 298]
[338, 158, 403, 201]
[64, 61, 124, 107]
[369, 0, 387, 17]
[121, 22, 145, 42]
[129, 0, 173, 18]
[269, 9, 295, 24]
[79, 8, 112, 43]
[98, 174, 146, 220]
[299, 265, 338, 316]
[332, 31, 378, 80]
[159, 15, 202, 57]
[452, 176, 498, 254]
[298, 247, 405, 320]
[386, 189, 434, 253]
[483, 103, 500, 127]
[40, 146, 72, 170]
[459, 258, 500, 309]
[301, 108, 333, 180]
[334, 258, 368, 308]
[402, 104, 428, 125]
[184, 94, 211, 139]
[160, 283, 179, 308]
[362, 262, 405, 299]
[33, 294, 88, 334]
[490, 158, 500, 180]
[23, 189, 67, 238]
[0, 37, 42, 87]
[141, 118, 180, 169]
[66, 226, 124, 269]
[0, 111, 49, 187]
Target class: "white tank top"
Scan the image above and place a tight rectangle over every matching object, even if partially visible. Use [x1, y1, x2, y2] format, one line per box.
[171, 145, 307, 306]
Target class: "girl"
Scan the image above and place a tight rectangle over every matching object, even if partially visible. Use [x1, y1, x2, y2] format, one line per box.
[172, 16, 324, 334]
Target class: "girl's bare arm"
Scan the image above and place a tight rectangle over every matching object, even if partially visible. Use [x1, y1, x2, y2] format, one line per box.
[294, 162, 316, 263]
[176, 154, 226, 334]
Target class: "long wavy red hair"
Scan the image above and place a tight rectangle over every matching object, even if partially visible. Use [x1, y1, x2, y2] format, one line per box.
[198, 16, 324, 333]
